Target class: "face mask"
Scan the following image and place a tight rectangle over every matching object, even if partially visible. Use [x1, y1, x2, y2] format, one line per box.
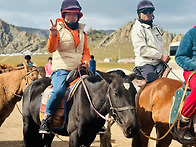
[65, 21, 79, 30]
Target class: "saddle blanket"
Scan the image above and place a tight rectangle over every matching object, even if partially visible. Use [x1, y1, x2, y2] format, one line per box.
[39, 75, 88, 130]
[169, 88, 190, 133]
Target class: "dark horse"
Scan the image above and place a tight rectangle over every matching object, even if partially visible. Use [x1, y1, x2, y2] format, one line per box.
[22, 70, 140, 147]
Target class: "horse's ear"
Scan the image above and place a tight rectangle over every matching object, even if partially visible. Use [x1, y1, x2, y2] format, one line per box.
[23, 63, 29, 72]
[128, 72, 137, 81]
[96, 70, 113, 84]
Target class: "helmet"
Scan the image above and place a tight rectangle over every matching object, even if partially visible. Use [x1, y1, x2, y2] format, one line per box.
[61, 0, 83, 18]
[24, 55, 31, 60]
[137, 0, 155, 13]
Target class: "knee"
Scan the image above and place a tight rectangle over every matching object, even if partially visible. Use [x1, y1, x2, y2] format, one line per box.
[52, 88, 66, 98]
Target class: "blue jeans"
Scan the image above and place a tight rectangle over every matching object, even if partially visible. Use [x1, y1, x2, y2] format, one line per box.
[45, 69, 69, 116]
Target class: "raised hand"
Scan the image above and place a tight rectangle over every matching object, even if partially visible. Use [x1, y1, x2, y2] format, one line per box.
[49, 19, 57, 36]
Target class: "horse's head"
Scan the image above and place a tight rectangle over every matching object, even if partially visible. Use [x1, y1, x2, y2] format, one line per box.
[21, 64, 40, 92]
[97, 70, 140, 138]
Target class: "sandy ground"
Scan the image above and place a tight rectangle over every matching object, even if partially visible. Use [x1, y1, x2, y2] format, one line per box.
[0, 101, 181, 147]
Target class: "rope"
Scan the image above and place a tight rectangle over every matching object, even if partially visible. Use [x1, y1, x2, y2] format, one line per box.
[164, 63, 183, 81]
[78, 67, 109, 121]
[140, 71, 196, 141]
[0, 82, 22, 98]
[52, 132, 67, 143]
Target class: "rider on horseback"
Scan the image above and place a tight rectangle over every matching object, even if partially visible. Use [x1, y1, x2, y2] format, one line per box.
[131, 0, 170, 86]
[39, 0, 90, 134]
[174, 26, 196, 143]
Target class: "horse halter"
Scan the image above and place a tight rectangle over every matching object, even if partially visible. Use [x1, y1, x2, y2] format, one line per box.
[22, 68, 39, 85]
[106, 86, 136, 126]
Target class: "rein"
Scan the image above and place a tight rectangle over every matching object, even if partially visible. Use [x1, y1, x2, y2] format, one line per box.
[78, 68, 109, 121]
[140, 71, 196, 141]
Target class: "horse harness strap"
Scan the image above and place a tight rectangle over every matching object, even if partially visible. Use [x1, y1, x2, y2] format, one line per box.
[106, 88, 136, 126]
[78, 68, 110, 121]
[0, 81, 21, 98]
[22, 68, 39, 85]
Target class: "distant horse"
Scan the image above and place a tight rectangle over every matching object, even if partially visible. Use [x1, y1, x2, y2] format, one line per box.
[131, 77, 196, 147]
[0, 64, 15, 73]
[22, 70, 140, 147]
[0, 65, 40, 126]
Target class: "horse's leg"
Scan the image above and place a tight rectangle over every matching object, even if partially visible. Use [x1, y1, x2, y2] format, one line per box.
[155, 123, 173, 147]
[23, 115, 43, 147]
[42, 134, 55, 147]
[69, 131, 80, 147]
[132, 121, 154, 147]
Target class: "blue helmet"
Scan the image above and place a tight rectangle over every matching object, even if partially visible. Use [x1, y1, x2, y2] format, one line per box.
[61, 0, 82, 12]
[137, 0, 155, 13]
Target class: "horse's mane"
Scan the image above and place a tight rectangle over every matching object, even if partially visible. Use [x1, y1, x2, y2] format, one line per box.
[1, 66, 25, 73]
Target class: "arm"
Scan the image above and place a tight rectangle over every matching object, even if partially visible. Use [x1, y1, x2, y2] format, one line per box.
[175, 28, 196, 71]
[46, 19, 59, 53]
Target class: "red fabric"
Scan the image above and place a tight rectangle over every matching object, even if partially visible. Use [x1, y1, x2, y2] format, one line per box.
[181, 70, 196, 118]
[194, 26, 196, 28]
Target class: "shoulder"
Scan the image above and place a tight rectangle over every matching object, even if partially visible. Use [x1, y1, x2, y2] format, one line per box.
[184, 27, 196, 38]
[78, 23, 85, 31]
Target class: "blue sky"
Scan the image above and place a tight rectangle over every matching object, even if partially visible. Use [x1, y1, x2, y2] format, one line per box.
[0, 0, 195, 34]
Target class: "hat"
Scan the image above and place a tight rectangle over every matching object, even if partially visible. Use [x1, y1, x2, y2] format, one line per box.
[61, 0, 83, 18]
[137, 0, 155, 13]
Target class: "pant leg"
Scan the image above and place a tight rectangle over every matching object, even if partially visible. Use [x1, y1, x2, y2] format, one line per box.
[181, 70, 196, 118]
[138, 64, 159, 83]
[45, 69, 69, 116]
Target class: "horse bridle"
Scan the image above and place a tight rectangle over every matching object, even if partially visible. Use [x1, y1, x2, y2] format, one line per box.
[22, 68, 39, 85]
[106, 88, 136, 126]
[78, 68, 136, 124]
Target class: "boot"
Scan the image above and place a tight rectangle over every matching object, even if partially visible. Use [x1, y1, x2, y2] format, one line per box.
[39, 116, 52, 134]
[173, 117, 195, 144]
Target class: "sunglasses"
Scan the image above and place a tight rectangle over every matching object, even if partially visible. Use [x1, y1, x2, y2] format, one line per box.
[141, 9, 154, 14]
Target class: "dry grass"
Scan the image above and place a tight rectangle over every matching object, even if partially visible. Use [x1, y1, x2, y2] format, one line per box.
[0, 55, 134, 72]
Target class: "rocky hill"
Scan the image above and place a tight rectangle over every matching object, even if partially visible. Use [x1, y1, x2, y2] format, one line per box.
[96, 19, 183, 51]
[17, 26, 49, 39]
[0, 19, 47, 54]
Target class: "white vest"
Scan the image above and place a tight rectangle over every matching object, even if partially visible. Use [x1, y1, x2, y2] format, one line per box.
[52, 22, 85, 71]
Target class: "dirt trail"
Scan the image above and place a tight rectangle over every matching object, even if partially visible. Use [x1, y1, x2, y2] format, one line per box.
[0, 101, 180, 147]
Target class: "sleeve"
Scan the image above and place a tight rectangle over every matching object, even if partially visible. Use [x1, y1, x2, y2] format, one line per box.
[81, 33, 91, 63]
[131, 26, 162, 60]
[175, 28, 196, 71]
[46, 32, 59, 53]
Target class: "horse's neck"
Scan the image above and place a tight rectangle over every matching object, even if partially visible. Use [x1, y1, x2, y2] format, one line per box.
[87, 80, 109, 115]
[0, 69, 26, 97]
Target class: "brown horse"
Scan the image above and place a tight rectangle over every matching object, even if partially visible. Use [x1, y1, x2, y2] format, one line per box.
[0, 65, 39, 126]
[132, 77, 195, 147]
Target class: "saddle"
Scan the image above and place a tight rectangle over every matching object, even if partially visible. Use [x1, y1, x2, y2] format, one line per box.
[169, 87, 196, 134]
[40, 68, 92, 130]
